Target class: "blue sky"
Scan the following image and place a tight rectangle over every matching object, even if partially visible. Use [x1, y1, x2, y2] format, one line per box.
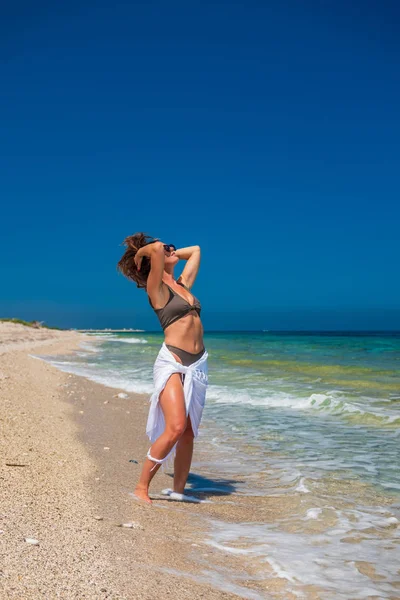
[1, 1, 399, 330]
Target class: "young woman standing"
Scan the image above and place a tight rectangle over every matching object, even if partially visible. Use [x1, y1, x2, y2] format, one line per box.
[117, 234, 208, 504]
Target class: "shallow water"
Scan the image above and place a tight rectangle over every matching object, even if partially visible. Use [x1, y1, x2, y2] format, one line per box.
[37, 331, 400, 599]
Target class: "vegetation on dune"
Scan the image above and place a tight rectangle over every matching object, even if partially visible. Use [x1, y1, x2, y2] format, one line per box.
[0, 318, 63, 330]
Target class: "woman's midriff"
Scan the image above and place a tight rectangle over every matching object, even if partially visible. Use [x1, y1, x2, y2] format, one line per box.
[163, 312, 204, 354]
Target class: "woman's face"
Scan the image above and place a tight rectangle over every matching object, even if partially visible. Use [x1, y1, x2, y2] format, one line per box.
[163, 243, 179, 267]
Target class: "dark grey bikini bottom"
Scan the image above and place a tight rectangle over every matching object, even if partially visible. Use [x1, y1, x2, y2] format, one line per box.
[166, 345, 205, 367]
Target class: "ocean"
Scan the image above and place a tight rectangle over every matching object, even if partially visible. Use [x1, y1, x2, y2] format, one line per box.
[39, 331, 400, 599]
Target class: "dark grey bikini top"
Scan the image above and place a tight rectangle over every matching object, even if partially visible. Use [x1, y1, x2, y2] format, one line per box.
[148, 282, 201, 331]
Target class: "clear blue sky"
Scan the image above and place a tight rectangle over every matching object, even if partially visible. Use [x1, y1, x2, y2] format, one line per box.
[1, 1, 399, 330]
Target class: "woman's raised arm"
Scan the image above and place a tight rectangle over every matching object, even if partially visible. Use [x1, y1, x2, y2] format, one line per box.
[135, 242, 165, 302]
[175, 245, 201, 289]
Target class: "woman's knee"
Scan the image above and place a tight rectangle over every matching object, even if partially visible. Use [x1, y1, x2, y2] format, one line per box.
[166, 419, 187, 441]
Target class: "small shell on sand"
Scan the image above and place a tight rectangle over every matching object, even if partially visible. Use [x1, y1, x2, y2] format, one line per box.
[93, 515, 104, 521]
[24, 537, 39, 545]
[103, 447, 110, 450]
[117, 522, 143, 530]
[114, 392, 128, 399]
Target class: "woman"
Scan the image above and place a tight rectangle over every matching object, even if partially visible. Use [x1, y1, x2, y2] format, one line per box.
[117, 233, 208, 504]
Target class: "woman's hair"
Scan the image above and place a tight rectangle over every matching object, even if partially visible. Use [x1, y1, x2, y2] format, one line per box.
[117, 232, 158, 288]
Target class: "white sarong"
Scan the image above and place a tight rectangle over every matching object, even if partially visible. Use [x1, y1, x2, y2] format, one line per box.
[146, 343, 208, 463]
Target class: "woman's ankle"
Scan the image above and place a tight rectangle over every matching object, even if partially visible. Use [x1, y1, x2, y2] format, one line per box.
[135, 483, 148, 492]
[173, 482, 185, 494]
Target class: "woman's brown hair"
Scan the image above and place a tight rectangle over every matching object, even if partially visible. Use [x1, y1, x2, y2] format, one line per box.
[117, 232, 158, 288]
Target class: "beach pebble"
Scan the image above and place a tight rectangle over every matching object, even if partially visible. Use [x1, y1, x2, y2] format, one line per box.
[103, 447, 110, 450]
[24, 537, 39, 545]
[114, 392, 128, 399]
[93, 515, 104, 521]
[103, 400, 109, 404]
[79, 410, 84, 414]
[118, 522, 143, 530]
[0, 530, 4, 534]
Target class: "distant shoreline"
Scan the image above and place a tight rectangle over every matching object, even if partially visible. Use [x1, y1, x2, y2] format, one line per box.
[76, 329, 145, 333]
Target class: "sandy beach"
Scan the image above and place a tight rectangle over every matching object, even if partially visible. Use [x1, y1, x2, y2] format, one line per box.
[1, 323, 283, 599]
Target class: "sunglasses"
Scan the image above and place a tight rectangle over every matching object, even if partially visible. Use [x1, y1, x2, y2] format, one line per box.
[163, 244, 176, 253]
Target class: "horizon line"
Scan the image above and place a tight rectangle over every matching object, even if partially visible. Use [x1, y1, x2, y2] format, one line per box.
[74, 328, 400, 334]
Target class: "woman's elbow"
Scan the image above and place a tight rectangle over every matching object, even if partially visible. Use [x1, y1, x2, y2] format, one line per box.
[151, 241, 164, 254]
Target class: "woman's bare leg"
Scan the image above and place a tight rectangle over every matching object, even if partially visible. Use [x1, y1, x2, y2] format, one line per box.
[173, 417, 194, 494]
[134, 373, 186, 504]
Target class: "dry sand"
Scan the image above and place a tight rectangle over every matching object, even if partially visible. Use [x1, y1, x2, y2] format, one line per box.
[0, 322, 82, 355]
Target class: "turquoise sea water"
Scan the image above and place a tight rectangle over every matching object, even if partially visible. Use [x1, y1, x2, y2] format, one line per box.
[39, 331, 400, 599]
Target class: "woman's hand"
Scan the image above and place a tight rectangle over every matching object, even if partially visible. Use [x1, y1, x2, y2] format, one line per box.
[134, 250, 143, 271]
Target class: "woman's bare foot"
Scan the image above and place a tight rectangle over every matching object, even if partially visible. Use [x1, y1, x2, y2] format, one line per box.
[133, 485, 152, 504]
